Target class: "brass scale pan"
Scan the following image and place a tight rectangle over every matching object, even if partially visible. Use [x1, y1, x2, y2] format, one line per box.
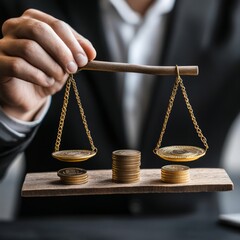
[52, 150, 96, 162]
[154, 145, 206, 162]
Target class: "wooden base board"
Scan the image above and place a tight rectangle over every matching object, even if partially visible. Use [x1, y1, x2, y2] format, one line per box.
[21, 168, 233, 197]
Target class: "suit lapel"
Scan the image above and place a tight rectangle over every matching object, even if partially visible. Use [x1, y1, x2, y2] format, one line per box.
[66, 1, 127, 145]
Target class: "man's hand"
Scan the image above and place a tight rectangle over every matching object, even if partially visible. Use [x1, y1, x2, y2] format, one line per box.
[0, 9, 96, 121]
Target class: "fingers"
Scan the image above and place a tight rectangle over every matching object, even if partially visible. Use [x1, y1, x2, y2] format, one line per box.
[23, 9, 96, 67]
[0, 9, 93, 120]
[23, 9, 96, 64]
[0, 38, 65, 82]
[0, 55, 55, 87]
[3, 17, 78, 74]
[2, 8, 97, 75]
[0, 54, 69, 98]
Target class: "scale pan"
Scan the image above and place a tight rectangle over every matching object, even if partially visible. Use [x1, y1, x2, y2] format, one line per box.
[52, 149, 96, 162]
[155, 145, 206, 162]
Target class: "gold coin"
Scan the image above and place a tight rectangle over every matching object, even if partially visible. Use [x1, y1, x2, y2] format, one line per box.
[112, 149, 141, 157]
[112, 154, 140, 158]
[161, 164, 189, 172]
[161, 178, 189, 184]
[112, 170, 140, 175]
[155, 145, 206, 162]
[60, 178, 88, 185]
[112, 172, 140, 177]
[112, 171, 140, 177]
[112, 170, 140, 174]
[57, 168, 87, 176]
[112, 178, 140, 183]
[112, 159, 138, 163]
[112, 149, 141, 184]
[160, 164, 190, 184]
[52, 149, 96, 162]
[112, 164, 140, 168]
[57, 168, 88, 185]
[112, 170, 134, 173]
[161, 172, 189, 177]
[161, 172, 189, 178]
[161, 175, 189, 181]
[112, 166, 140, 171]
[113, 163, 140, 167]
[112, 173, 139, 177]
[114, 173, 140, 177]
[161, 175, 189, 180]
[112, 159, 140, 164]
[112, 164, 140, 169]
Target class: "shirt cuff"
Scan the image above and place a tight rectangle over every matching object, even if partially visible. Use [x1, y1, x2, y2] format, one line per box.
[0, 97, 51, 142]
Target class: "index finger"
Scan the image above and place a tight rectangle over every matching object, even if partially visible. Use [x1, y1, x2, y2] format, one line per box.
[23, 9, 96, 65]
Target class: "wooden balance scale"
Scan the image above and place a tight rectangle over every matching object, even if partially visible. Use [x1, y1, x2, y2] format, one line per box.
[21, 61, 233, 197]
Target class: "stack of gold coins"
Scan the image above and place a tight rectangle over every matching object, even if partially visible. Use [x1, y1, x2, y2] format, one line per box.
[112, 149, 141, 183]
[57, 168, 88, 185]
[161, 165, 190, 183]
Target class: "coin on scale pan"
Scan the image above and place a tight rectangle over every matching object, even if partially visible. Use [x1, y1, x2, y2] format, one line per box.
[52, 149, 96, 162]
[156, 145, 206, 162]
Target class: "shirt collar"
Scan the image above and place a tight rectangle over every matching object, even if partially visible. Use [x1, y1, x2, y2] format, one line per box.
[108, 0, 175, 24]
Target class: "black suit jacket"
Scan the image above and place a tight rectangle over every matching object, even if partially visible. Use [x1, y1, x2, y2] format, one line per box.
[0, 0, 240, 216]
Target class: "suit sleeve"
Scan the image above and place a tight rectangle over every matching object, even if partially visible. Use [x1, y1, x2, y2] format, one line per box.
[0, 127, 39, 179]
[0, 98, 51, 179]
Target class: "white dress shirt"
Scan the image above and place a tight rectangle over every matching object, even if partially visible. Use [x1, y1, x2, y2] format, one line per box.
[101, 0, 175, 147]
[0, 0, 174, 148]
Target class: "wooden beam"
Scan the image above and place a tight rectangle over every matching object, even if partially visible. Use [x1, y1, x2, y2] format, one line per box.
[21, 168, 233, 197]
[79, 60, 199, 76]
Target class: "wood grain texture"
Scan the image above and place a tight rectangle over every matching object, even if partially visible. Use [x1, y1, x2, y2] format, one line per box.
[79, 61, 199, 76]
[21, 168, 233, 197]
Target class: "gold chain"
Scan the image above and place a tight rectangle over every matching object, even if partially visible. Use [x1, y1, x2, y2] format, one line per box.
[154, 66, 209, 153]
[54, 76, 71, 152]
[178, 72, 209, 150]
[153, 73, 179, 152]
[71, 75, 97, 152]
[54, 74, 97, 153]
